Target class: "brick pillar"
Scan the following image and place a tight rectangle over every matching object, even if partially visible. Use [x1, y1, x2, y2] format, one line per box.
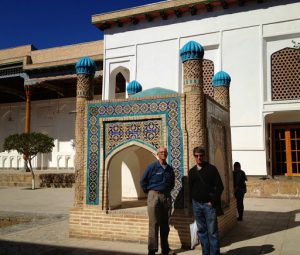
[74, 57, 96, 207]
[214, 86, 230, 109]
[212, 71, 231, 110]
[180, 41, 206, 171]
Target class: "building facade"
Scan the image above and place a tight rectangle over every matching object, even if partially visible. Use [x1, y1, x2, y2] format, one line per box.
[93, 0, 300, 178]
[0, 41, 103, 171]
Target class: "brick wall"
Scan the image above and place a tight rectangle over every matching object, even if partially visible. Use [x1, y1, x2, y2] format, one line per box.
[69, 199, 237, 248]
[246, 176, 300, 198]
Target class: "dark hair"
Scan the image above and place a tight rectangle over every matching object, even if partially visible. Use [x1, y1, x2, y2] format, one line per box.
[234, 162, 241, 168]
[193, 146, 205, 155]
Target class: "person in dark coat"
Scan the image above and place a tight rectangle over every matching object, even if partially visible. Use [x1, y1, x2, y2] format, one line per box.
[188, 146, 224, 255]
[140, 146, 176, 255]
[233, 161, 247, 221]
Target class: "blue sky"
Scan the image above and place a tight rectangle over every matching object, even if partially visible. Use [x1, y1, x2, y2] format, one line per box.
[0, 0, 163, 50]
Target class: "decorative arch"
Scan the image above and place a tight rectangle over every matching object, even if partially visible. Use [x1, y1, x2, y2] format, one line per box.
[109, 66, 130, 99]
[105, 140, 157, 165]
[104, 142, 157, 210]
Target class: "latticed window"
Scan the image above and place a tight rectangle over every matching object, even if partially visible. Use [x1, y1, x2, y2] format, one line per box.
[0, 62, 23, 77]
[271, 48, 300, 101]
[203, 59, 214, 97]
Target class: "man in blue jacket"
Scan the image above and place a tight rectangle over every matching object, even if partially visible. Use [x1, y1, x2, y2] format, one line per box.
[141, 146, 175, 255]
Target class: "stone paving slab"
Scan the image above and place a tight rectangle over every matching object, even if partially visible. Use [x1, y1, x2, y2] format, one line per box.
[1, 187, 300, 254]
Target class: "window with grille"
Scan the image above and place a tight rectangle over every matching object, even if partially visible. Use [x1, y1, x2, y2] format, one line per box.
[271, 48, 300, 101]
[203, 59, 214, 97]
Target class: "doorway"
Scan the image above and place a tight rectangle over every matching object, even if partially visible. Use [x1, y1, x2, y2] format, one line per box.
[272, 124, 300, 176]
[107, 145, 156, 210]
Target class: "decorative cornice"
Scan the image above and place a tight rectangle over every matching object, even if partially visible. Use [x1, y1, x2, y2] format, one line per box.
[92, 0, 264, 31]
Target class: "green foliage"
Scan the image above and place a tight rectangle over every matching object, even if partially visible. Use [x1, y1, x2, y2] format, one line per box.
[3, 132, 54, 160]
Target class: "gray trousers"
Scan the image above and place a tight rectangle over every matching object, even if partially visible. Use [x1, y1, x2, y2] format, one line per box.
[147, 190, 171, 253]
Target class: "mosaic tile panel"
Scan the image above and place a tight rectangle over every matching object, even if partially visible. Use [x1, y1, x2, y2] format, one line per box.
[104, 120, 162, 157]
[86, 97, 184, 205]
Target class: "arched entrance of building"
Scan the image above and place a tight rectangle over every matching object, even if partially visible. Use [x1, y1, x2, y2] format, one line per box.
[106, 144, 157, 210]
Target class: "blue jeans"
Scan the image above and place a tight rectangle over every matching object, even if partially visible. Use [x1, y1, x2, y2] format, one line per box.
[192, 200, 220, 255]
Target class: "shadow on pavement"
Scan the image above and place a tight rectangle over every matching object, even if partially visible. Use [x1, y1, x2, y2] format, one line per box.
[221, 209, 300, 247]
[223, 244, 275, 255]
[0, 240, 143, 255]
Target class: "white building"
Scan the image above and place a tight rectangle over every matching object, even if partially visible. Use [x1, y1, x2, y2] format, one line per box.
[93, 0, 300, 177]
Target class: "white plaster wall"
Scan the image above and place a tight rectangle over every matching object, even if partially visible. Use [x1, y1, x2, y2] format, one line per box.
[102, 1, 300, 176]
[232, 150, 267, 176]
[136, 39, 179, 91]
[223, 26, 262, 126]
[108, 155, 122, 208]
[0, 98, 76, 170]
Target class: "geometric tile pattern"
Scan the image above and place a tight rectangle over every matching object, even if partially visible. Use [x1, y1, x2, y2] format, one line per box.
[271, 48, 300, 101]
[86, 96, 183, 205]
[105, 119, 162, 157]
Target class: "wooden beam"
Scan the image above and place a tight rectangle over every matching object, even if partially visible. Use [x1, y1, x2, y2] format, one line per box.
[160, 11, 168, 20]
[145, 14, 154, 22]
[189, 6, 197, 16]
[175, 9, 182, 18]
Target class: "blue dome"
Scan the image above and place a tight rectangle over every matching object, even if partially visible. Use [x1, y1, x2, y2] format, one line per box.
[212, 71, 231, 86]
[132, 87, 177, 98]
[180, 41, 204, 63]
[127, 80, 143, 95]
[75, 57, 96, 75]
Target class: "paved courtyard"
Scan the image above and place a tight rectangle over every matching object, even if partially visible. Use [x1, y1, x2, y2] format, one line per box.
[0, 187, 299, 255]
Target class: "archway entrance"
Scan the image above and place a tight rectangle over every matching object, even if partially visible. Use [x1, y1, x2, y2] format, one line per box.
[107, 145, 156, 210]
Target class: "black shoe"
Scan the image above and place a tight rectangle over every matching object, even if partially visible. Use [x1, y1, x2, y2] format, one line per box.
[162, 248, 177, 255]
[162, 248, 169, 255]
[237, 217, 243, 221]
[162, 252, 177, 255]
[148, 250, 156, 255]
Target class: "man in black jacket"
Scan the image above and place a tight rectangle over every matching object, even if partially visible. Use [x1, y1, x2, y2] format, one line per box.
[188, 146, 224, 255]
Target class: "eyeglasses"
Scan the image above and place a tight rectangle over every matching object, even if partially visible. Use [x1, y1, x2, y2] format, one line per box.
[194, 154, 204, 158]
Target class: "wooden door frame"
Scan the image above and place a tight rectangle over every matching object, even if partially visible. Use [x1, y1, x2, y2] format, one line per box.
[271, 123, 300, 176]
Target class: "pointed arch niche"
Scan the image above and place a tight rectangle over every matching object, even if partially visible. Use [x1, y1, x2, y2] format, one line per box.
[106, 144, 156, 210]
[109, 66, 130, 99]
